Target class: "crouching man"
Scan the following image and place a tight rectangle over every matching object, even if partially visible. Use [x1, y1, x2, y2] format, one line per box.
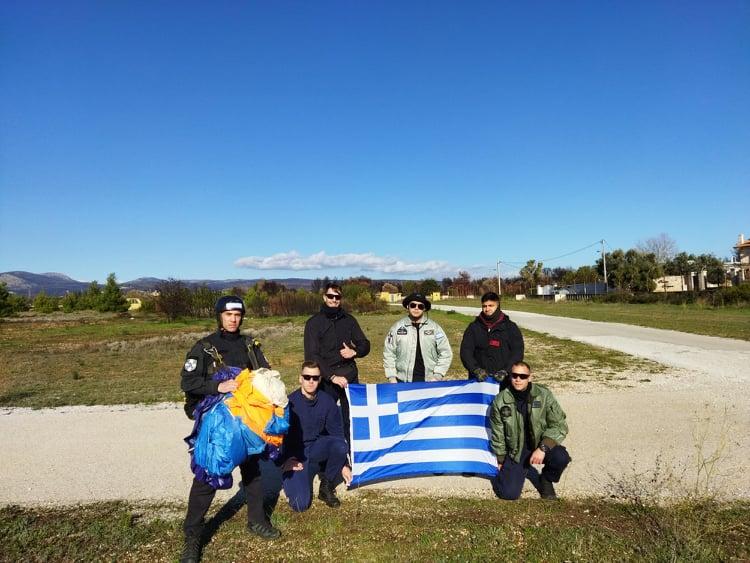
[489, 361, 570, 500]
[280, 361, 353, 511]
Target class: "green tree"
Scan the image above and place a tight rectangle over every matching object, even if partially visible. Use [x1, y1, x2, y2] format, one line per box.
[695, 254, 726, 286]
[78, 281, 102, 310]
[598, 249, 661, 293]
[0, 283, 29, 317]
[245, 286, 269, 317]
[97, 273, 128, 312]
[520, 260, 544, 293]
[61, 292, 81, 313]
[33, 291, 60, 314]
[419, 278, 441, 295]
[665, 252, 695, 276]
[401, 280, 418, 295]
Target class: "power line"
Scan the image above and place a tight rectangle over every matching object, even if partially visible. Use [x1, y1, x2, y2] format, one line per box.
[499, 239, 604, 268]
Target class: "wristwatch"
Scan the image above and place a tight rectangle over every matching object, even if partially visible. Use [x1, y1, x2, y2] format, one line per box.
[539, 443, 551, 453]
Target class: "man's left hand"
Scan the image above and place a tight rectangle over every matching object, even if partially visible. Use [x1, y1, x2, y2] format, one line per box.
[332, 375, 348, 388]
[530, 448, 546, 465]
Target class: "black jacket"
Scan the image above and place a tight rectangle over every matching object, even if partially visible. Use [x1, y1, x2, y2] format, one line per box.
[180, 329, 270, 419]
[460, 312, 524, 376]
[303, 307, 370, 382]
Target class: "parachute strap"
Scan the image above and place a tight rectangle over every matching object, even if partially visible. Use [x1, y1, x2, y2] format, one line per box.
[202, 341, 225, 367]
[244, 336, 261, 371]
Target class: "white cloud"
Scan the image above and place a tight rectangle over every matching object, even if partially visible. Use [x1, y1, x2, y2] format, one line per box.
[234, 251, 454, 276]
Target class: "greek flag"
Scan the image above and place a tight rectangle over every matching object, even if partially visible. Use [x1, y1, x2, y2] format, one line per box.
[346, 379, 500, 487]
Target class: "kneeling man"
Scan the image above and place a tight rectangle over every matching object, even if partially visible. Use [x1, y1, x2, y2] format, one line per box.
[281, 361, 352, 511]
[490, 361, 570, 500]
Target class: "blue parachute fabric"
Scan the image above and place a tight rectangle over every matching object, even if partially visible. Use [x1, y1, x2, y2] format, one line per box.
[193, 401, 247, 478]
[264, 407, 290, 437]
[238, 418, 267, 455]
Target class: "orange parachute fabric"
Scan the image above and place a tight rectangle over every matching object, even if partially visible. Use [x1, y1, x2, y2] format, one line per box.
[224, 368, 287, 448]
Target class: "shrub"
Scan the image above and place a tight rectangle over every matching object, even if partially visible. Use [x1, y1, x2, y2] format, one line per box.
[0, 283, 28, 317]
[268, 289, 319, 316]
[32, 291, 60, 314]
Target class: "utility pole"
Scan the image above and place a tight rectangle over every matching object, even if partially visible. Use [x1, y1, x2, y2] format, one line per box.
[601, 239, 608, 293]
[497, 260, 502, 296]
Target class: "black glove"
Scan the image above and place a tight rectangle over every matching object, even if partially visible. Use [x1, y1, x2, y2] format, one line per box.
[491, 370, 508, 380]
[472, 368, 488, 382]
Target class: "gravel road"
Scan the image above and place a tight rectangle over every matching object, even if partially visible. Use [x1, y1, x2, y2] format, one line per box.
[2, 308, 749, 506]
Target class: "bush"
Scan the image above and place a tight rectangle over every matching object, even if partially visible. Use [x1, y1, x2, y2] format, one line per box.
[32, 291, 60, 314]
[593, 284, 750, 307]
[245, 287, 270, 317]
[0, 283, 28, 317]
[352, 291, 388, 313]
[268, 290, 319, 316]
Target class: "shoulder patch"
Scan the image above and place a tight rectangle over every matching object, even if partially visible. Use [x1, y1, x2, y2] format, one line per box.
[500, 405, 512, 417]
[396, 327, 408, 335]
[184, 358, 198, 372]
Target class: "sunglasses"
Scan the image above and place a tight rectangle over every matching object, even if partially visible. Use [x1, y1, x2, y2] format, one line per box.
[325, 293, 342, 301]
[510, 372, 530, 380]
[408, 302, 425, 310]
[302, 375, 321, 381]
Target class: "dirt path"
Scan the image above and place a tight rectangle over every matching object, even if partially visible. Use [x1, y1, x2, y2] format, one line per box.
[2, 309, 749, 506]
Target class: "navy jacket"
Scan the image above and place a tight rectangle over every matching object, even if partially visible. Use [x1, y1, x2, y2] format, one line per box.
[283, 389, 345, 461]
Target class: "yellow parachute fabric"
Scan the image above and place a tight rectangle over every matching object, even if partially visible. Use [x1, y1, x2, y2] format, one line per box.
[224, 368, 286, 448]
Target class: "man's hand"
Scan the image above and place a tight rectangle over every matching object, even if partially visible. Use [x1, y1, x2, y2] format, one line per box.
[472, 368, 488, 382]
[341, 465, 353, 486]
[388, 377, 398, 384]
[340, 342, 357, 360]
[217, 379, 238, 393]
[331, 375, 348, 389]
[530, 448, 546, 465]
[491, 370, 508, 380]
[281, 457, 303, 472]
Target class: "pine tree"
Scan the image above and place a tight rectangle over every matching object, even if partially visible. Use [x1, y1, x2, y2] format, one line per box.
[97, 273, 128, 312]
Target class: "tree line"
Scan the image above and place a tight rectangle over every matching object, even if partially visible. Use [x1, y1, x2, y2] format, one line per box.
[0, 273, 129, 316]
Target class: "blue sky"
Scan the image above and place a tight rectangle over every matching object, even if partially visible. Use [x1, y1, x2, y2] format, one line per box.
[1, 1, 748, 283]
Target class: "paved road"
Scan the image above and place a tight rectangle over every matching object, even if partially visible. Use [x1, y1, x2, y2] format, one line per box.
[2, 310, 748, 506]
[434, 305, 750, 380]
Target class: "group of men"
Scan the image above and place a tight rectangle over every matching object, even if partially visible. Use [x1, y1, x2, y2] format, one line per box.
[178, 287, 570, 562]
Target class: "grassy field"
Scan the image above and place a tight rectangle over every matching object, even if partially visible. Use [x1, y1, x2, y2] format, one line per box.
[439, 298, 750, 341]
[0, 310, 663, 408]
[1, 493, 747, 562]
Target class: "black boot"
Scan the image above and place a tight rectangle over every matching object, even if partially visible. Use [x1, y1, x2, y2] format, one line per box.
[318, 477, 341, 508]
[180, 534, 202, 563]
[248, 520, 281, 540]
[539, 476, 558, 500]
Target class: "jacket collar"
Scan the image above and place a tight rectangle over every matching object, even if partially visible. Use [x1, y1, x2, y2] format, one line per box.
[501, 382, 539, 403]
[400, 315, 430, 327]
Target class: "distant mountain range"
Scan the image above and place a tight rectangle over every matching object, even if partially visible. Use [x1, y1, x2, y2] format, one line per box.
[0, 271, 315, 297]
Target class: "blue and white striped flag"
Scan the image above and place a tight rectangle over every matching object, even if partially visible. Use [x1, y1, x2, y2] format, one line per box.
[345, 379, 500, 488]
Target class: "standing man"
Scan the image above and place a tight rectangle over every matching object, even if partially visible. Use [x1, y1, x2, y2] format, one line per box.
[460, 291, 524, 382]
[304, 282, 370, 443]
[179, 296, 279, 563]
[280, 361, 352, 511]
[383, 293, 453, 382]
[489, 361, 570, 500]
